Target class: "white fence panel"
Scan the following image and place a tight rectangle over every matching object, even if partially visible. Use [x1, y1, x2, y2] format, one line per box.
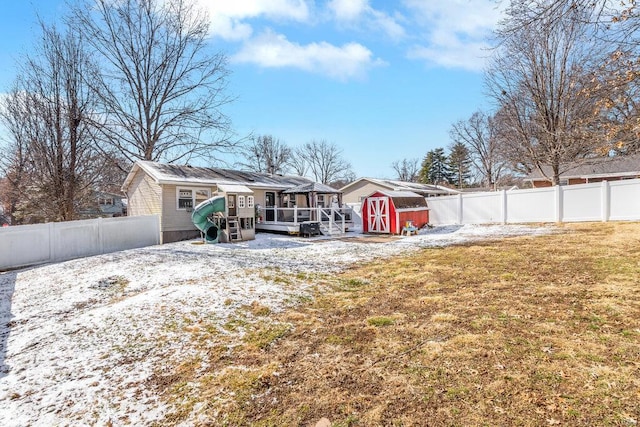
[505, 187, 556, 223]
[461, 192, 502, 224]
[101, 215, 161, 253]
[0, 215, 160, 270]
[609, 180, 640, 221]
[426, 196, 460, 225]
[428, 179, 640, 226]
[561, 183, 603, 222]
[0, 225, 51, 268]
[52, 219, 103, 261]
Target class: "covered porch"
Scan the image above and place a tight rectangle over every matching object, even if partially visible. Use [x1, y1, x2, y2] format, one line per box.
[256, 182, 355, 235]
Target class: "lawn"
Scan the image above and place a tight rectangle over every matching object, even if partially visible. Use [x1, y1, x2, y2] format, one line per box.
[159, 223, 640, 426]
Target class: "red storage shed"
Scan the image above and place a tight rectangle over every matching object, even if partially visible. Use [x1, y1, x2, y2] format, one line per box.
[361, 190, 430, 234]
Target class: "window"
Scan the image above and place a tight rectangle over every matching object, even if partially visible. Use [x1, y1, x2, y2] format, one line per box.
[238, 195, 246, 208]
[178, 189, 193, 209]
[177, 188, 210, 210]
[98, 197, 114, 205]
[317, 194, 326, 208]
[247, 196, 254, 208]
[241, 217, 254, 229]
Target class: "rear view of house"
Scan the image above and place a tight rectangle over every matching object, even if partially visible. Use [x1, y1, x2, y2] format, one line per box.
[122, 161, 354, 243]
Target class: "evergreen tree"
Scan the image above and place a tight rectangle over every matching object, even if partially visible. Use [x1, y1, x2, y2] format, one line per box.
[419, 148, 451, 185]
[448, 141, 473, 188]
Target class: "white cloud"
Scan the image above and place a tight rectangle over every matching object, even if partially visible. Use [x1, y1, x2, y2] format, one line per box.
[407, 41, 490, 72]
[199, 0, 311, 41]
[231, 29, 385, 81]
[403, 0, 505, 71]
[328, 0, 368, 21]
[328, 0, 406, 41]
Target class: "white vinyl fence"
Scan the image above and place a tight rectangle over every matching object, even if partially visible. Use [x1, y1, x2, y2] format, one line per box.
[428, 179, 640, 226]
[0, 215, 160, 270]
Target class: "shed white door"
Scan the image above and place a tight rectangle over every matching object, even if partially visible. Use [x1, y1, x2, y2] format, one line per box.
[367, 197, 390, 233]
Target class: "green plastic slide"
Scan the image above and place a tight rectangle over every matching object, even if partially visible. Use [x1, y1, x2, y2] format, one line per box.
[191, 195, 225, 243]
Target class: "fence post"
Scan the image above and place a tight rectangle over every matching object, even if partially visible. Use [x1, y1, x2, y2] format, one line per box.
[501, 189, 507, 224]
[601, 180, 610, 222]
[457, 194, 463, 224]
[48, 222, 55, 263]
[98, 217, 104, 254]
[555, 185, 563, 223]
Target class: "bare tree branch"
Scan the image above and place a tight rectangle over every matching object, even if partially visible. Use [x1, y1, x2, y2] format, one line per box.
[70, 0, 236, 166]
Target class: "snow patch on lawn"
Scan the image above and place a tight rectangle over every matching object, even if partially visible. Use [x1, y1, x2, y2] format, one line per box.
[0, 224, 554, 426]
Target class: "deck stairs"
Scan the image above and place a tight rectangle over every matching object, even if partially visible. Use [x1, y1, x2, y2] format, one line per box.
[228, 217, 243, 241]
[318, 209, 347, 235]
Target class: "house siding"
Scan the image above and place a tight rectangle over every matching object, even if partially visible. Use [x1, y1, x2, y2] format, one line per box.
[342, 181, 391, 204]
[532, 180, 553, 188]
[127, 170, 162, 218]
[162, 184, 215, 232]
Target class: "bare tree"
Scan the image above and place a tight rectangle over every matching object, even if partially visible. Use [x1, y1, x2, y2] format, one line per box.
[486, 0, 607, 185]
[450, 111, 506, 189]
[287, 154, 308, 177]
[0, 87, 30, 224]
[391, 158, 420, 182]
[296, 140, 353, 184]
[240, 135, 292, 174]
[0, 23, 105, 223]
[71, 0, 235, 168]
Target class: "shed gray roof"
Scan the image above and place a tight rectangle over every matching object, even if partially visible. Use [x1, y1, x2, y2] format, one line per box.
[526, 153, 640, 181]
[123, 161, 315, 191]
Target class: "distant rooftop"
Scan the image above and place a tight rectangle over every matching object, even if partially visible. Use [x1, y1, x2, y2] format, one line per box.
[340, 177, 460, 196]
[526, 153, 640, 181]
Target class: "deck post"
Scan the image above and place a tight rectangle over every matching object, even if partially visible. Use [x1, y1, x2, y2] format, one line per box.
[294, 205, 298, 225]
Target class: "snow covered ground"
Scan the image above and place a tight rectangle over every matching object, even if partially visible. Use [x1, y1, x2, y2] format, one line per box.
[0, 224, 554, 426]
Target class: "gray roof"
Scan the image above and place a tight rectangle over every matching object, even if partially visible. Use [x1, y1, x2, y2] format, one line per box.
[526, 154, 640, 181]
[340, 177, 460, 196]
[282, 182, 341, 194]
[123, 161, 315, 191]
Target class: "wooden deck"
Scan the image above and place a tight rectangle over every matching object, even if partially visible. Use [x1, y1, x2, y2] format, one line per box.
[256, 207, 355, 235]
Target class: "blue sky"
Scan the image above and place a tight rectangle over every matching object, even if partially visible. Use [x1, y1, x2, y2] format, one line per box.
[0, 0, 505, 179]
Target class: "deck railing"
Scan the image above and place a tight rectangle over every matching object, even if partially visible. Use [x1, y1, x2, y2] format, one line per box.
[260, 206, 353, 229]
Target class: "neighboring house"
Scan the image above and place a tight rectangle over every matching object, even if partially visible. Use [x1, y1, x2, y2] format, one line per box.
[78, 191, 127, 218]
[96, 191, 127, 216]
[122, 161, 354, 243]
[340, 177, 460, 204]
[526, 154, 640, 188]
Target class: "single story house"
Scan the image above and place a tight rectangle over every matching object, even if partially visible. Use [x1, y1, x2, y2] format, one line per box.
[122, 161, 354, 243]
[340, 177, 460, 204]
[526, 154, 640, 188]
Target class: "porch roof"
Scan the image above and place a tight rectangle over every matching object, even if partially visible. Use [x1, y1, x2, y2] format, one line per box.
[217, 184, 253, 194]
[282, 182, 341, 194]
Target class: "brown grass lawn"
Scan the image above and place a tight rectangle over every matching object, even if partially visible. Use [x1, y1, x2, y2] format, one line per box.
[156, 223, 640, 426]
